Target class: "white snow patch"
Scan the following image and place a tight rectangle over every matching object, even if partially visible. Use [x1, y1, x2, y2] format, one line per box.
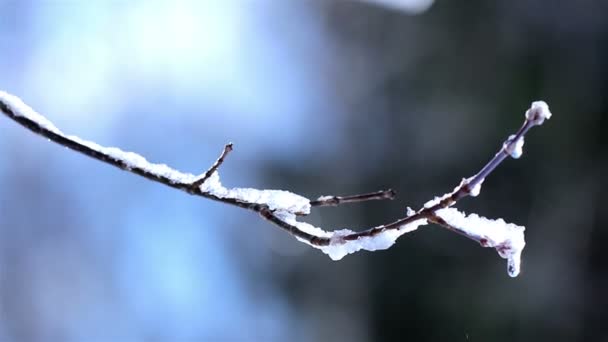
[200, 172, 311, 215]
[525, 101, 552, 126]
[467, 177, 483, 197]
[503, 134, 525, 159]
[315, 195, 334, 202]
[435, 207, 526, 277]
[0, 90, 62, 134]
[275, 210, 427, 260]
[322, 219, 427, 260]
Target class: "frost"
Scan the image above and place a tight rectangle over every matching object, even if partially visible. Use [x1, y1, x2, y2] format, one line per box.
[503, 134, 525, 159]
[434, 207, 526, 277]
[525, 100, 552, 126]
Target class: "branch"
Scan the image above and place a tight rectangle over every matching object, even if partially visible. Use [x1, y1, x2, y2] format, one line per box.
[0, 91, 552, 277]
[310, 189, 396, 207]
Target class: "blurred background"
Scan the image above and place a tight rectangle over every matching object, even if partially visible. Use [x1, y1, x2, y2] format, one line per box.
[0, 0, 606, 341]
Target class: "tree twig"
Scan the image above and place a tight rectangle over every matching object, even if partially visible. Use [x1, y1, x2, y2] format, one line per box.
[0, 91, 552, 276]
[310, 189, 396, 207]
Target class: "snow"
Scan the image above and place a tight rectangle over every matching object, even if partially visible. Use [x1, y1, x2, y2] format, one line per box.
[274, 210, 332, 240]
[315, 195, 334, 202]
[467, 177, 483, 197]
[525, 101, 552, 126]
[199, 172, 311, 215]
[434, 207, 526, 277]
[275, 208, 427, 260]
[322, 218, 427, 260]
[503, 134, 525, 159]
[0, 90, 62, 134]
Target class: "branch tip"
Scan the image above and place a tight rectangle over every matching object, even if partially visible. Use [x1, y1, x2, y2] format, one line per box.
[189, 142, 234, 193]
[525, 101, 552, 126]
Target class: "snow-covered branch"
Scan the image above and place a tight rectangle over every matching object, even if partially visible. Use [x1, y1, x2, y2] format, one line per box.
[0, 91, 552, 277]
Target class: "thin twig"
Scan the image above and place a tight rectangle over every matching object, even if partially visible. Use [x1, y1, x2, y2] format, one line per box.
[189, 143, 233, 193]
[310, 189, 396, 207]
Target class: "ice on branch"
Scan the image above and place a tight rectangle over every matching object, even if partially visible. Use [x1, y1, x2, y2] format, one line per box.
[525, 101, 552, 126]
[435, 208, 526, 277]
